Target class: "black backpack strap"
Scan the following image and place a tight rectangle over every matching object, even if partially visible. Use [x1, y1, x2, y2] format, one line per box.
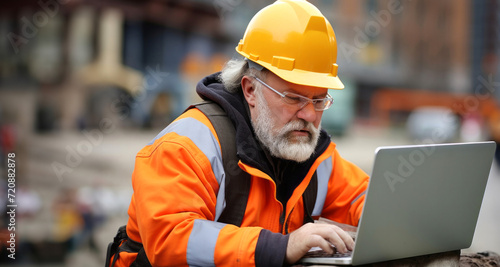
[105, 225, 128, 267]
[302, 171, 318, 224]
[130, 248, 152, 267]
[191, 101, 251, 227]
[105, 225, 153, 267]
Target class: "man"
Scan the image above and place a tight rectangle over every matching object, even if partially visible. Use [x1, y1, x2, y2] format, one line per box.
[112, 0, 368, 266]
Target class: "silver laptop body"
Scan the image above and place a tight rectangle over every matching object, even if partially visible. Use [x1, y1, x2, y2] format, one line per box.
[300, 141, 496, 265]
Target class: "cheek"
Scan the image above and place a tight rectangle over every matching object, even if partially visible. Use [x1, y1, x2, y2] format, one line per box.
[271, 105, 296, 126]
[313, 112, 324, 128]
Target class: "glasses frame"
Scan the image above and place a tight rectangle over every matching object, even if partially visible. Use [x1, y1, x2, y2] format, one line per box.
[252, 76, 334, 111]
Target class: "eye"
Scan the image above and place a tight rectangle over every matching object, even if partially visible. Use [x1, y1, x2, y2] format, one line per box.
[284, 95, 302, 104]
[313, 100, 326, 109]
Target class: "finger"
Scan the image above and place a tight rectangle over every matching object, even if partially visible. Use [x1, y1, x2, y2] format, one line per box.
[303, 224, 354, 253]
[334, 228, 355, 251]
[319, 226, 353, 253]
[325, 231, 348, 253]
[311, 235, 335, 255]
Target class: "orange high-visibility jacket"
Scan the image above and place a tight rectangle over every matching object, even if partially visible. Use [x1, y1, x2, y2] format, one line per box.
[116, 71, 369, 266]
[115, 105, 369, 267]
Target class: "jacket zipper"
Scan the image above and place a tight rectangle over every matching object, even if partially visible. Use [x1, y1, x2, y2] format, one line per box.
[280, 206, 294, 234]
[279, 210, 286, 234]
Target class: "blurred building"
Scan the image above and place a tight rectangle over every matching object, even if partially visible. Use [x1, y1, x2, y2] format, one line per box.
[1, 0, 233, 133]
[319, 0, 499, 134]
[328, 0, 471, 91]
[0, 0, 499, 134]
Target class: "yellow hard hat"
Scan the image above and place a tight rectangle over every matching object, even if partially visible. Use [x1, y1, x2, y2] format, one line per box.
[236, 0, 344, 90]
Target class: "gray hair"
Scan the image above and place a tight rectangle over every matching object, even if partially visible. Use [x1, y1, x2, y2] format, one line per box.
[218, 58, 267, 93]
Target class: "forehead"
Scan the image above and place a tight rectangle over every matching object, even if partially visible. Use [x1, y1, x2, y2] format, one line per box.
[264, 72, 329, 97]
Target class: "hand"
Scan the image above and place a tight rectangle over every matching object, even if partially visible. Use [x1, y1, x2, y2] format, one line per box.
[285, 222, 354, 264]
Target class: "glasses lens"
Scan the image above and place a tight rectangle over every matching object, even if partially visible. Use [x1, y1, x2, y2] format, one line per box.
[280, 93, 302, 105]
[313, 100, 327, 110]
[282, 92, 333, 111]
[320, 96, 333, 111]
[313, 95, 333, 111]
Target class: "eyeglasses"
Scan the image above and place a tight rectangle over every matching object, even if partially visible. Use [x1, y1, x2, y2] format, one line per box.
[252, 77, 334, 111]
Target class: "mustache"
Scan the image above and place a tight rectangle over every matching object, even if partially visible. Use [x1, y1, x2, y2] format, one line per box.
[279, 119, 319, 137]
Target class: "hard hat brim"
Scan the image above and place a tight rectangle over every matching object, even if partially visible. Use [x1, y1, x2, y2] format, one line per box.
[244, 56, 344, 90]
[267, 64, 345, 90]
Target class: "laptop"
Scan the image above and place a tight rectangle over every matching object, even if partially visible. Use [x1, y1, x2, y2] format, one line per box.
[300, 141, 496, 266]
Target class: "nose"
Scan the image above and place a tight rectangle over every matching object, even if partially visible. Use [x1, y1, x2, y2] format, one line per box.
[296, 101, 318, 123]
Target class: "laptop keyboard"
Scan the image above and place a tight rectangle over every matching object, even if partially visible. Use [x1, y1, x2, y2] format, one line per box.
[304, 248, 352, 258]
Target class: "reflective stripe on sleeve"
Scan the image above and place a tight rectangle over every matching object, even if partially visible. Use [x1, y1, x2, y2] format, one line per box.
[351, 190, 366, 205]
[187, 219, 226, 266]
[147, 118, 224, 184]
[148, 117, 227, 220]
[312, 156, 333, 216]
[214, 179, 226, 221]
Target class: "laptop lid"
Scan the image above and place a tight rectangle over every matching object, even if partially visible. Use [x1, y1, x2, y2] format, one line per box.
[300, 141, 496, 266]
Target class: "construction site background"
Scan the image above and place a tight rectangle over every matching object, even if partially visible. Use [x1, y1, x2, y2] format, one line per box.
[1, 1, 500, 266]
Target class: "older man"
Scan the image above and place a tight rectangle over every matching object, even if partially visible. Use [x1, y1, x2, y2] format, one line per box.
[109, 0, 368, 266]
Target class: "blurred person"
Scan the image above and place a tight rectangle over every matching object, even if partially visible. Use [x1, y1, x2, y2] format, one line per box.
[75, 184, 113, 255]
[52, 188, 83, 253]
[109, 1, 368, 266]
[0, 180, 7, 222]
[17, 186, 42, 217]
[0, 119, 15, 160]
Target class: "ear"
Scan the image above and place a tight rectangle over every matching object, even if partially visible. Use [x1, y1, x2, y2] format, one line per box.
[241, 76, 257, 108]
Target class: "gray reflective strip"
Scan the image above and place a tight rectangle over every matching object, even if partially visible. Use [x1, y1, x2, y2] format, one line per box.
[148, 117, 225, 185]
[351, 190, 366, 205]
[312, 156, 333, 216]
[214, 178, 226, 221]
[148, 117, 227, 220]
[187, 219, 226, 266]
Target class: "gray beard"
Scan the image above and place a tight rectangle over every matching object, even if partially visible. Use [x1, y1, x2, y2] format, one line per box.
[251, 89, 320, 163]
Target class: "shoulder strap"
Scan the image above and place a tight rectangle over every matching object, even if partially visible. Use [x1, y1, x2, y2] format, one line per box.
[190, 101, 251, 227]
